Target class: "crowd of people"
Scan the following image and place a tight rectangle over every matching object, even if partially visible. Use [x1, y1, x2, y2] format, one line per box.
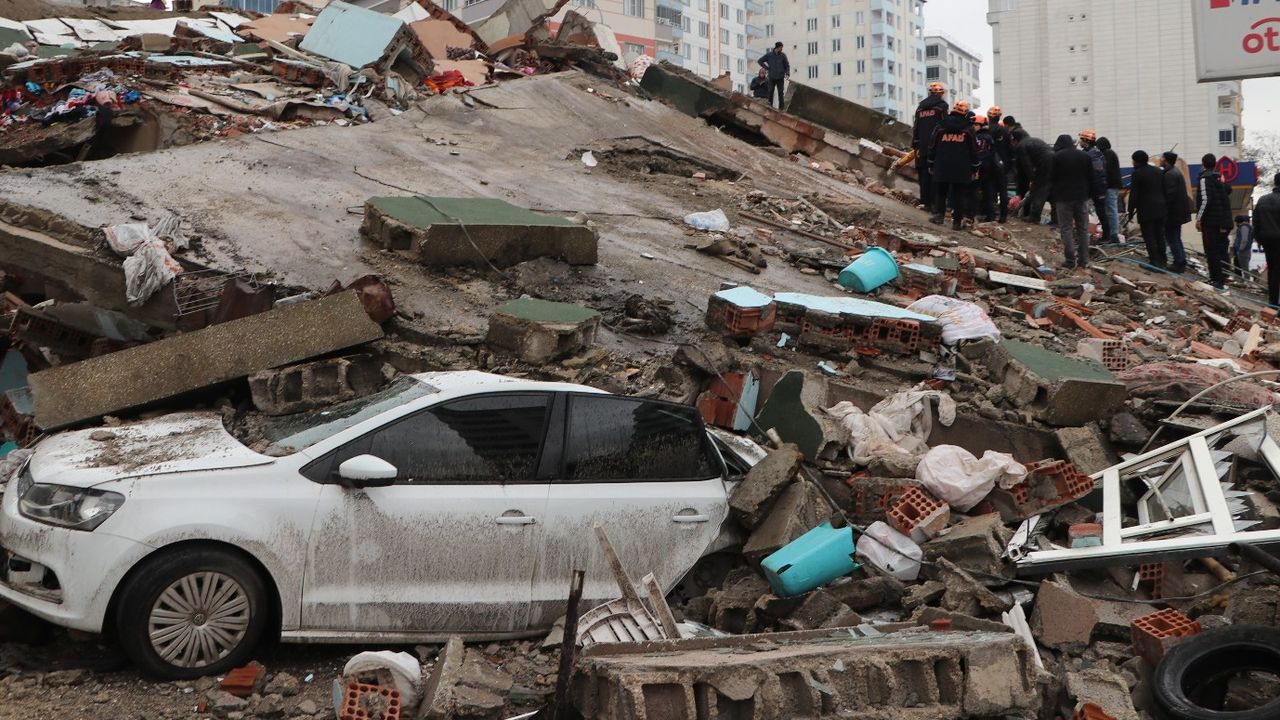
[909, 82, 1280, 299]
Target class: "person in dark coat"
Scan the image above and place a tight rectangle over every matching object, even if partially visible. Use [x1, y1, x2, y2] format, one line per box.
[757, 43, 789, 109]
[1254, 173, 1280, 306]
[1233, 215, 1254, 277]
[1196, 153, 1236, 290]
[1162, 151, 1191, 273]
[986, 107, 1011, 222]
[1098, 137, 1123, 242]
[1078, 130, 1110, 244]
[1126, 151, 1168, 268]
[749, 67, 771, 100]
[1050, 134, 1094, 269]
[927, 100, 980, 231]
[972, 115, 1004, 223]
[1012, 129, 1053, 224]
[911, 82, 949, 209]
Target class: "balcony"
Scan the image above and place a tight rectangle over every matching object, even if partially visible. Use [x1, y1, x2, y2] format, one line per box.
[746, 23, 765, 38]
[745, 0, 764, 14]
[871, 21, 894, 37]
[656, 21, 673, 41]
[658, 49, 683, 64]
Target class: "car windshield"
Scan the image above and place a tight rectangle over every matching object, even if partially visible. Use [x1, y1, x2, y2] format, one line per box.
[254, 376, 438, 454]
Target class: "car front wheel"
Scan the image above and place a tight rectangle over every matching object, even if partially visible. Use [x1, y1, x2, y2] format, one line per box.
[116, 547, 270, 679]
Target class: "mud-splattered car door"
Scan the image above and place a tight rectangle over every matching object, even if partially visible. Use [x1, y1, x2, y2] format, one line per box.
[299, 393, 554, 635]
[528, 394, 729, 627]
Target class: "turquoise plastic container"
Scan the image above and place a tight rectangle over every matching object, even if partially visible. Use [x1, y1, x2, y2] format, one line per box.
[838, 247, 900, 292]
[761, 521, 861, 597]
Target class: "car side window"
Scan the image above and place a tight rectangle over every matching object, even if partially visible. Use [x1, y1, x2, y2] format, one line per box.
[562, 395, 716, 481]
[314, 393, 551, 484]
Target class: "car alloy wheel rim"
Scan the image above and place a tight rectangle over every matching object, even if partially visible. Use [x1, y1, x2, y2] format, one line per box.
[148, 572, 251, 668]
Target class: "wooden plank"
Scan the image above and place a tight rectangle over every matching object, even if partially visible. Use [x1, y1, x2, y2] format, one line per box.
[593, 525, 644, 606]
[641, 573, 680, 640]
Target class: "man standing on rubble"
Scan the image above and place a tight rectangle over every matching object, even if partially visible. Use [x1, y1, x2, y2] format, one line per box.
[1162, 151, 1191, 274]
[757, 43, 790, 110]
[1127, 151, 1168, 269]
[927, 100, 980, 231]
[1050, 134, 1094, 270]
[972, 115, 1004, 223]
[911, 82, 950, 210]
[1196, 153, 1236, 291]
[1098, 137, 1123, 242]
[1254, 174, 1280, 306]
[1012, 129, 1053, 224]
[987, 106, 1012, 223]
[1078, 130, 1111, 244]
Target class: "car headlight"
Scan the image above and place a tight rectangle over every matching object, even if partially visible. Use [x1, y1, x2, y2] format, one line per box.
[18, 482, 124, 531]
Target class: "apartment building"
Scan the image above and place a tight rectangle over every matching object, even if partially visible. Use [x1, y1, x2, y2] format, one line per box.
[923, 33, 980, 110]
[746, 0, 927, 120]
[987, 0, 1243, 162]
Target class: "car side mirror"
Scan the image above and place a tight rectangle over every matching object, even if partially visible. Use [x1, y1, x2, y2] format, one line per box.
[337, 455, 398, 488]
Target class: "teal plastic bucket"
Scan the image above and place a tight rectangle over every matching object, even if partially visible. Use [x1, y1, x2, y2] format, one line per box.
[838, 246, 899, 292]
[761, 521, 861, 597]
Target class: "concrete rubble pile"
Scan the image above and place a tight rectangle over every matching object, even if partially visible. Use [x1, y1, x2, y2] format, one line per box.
[2, 7, 1280, 718]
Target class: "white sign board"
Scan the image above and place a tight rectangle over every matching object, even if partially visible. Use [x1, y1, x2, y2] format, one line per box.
[1192, 0, 1280, 82]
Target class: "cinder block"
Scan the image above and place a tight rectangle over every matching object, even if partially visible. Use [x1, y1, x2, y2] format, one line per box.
[1130, 608, 1201, 665]
[981, 339, 1127, 426]
[248, 355, 384, 416]
[486, 298, 601, 364]
[705, 287, 776, 339]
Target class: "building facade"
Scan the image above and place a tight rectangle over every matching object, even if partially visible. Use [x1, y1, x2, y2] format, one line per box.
[923, 33, 980, 110]
[987, 0, 1243, 163]
[746, 0, 927, 120]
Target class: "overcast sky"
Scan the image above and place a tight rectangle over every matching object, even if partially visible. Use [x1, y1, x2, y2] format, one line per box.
[921, 0, 1280, 146]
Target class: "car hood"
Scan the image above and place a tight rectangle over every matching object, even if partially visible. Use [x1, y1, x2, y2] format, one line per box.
[28, 412, 273, 488]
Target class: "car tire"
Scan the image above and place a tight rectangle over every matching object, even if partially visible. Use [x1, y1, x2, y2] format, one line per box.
[1153, 624, 1280, 720]
[116, 547, 270, 680]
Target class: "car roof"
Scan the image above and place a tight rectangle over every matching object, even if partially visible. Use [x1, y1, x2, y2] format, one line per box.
[406, 370, 611, 397]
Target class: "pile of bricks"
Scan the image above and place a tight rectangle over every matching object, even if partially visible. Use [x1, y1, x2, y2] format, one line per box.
[985, 459, 1096, 522]
[935, 254, 976, 293]
[846, 475, 924, 523]
[705, 291, 776, 339]
[271, 59, 329, 88]
[696, 371, 748, 430]
[3, 55, 147, 85]
[775, 301, 941, 358]
[898, 263, 947, 297]
[1130, 608, 1201, 665]
[887, 487, 950, 542]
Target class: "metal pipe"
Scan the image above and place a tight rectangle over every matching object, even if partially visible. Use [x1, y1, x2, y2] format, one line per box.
[1230, 542, 1280, 577]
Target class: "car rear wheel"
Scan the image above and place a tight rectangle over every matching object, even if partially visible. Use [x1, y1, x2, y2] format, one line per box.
[116, 547, 269, 679]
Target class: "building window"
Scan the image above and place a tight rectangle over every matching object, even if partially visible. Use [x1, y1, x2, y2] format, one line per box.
[925, 44, 939, 58]
[807, 41, 818, 55]
[625, 0, 644, 17]
[855, 9, 864, 23]
[720, 28, 729, 43]
[720, 3, 728, 18]
[624, 42, 646, 56]
[807, 65, 819, 79]
[738, 58, 745, 72]
[720, 52, 729, 69]
[698, 21, 708, 37]
[699, 47, 709, 63]
[831, 13, 841, 28]
[681, 15, 690, 31]
[1220, 128, 1237, 145]
[926, 66, 940, 80]
[683, 43, 692, 59]
[698, 0, 707, 9]
[831, 38, 841, 52]
[832, 61, 841, 76]
[736, 33, 743, 48]
[856, 59, 865, 73]
[856, 83, 866, 97]
[806, 17, 817, 31]
[1219, 95, 1235, 112]
[1083, 106, 1090, 113]
[736, 8, 743, 23]
[856, 35, 864, 48]
[765, 23, 773, 35]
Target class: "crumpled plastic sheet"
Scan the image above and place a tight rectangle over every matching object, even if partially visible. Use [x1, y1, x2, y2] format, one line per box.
[104, 222, 157, 256]
[825, 387, 957, 468]
[683, 209, 730, 232]
[906, 295, 1001, 345]
[916, 444, 1027, 511]
[123, 240, 181, 306]
[151, 211, 188, 250]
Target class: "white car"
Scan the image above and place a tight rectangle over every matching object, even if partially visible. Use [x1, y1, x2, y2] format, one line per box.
[0, 371, 738, 678]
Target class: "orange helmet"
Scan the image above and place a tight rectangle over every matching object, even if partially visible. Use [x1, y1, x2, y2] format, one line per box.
[987, 105, 1001, 117]
[952, 100, 971, 114]
[973, 115, 989, 127]
[1079, 128, 1097, 143]
[928, 82, 946, 95]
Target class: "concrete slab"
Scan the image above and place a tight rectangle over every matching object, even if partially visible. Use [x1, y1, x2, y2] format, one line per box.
[28, 291, 383, 429]
[985, 340, 1128, 427]
[783, 82, 912, 149]
[485, 297, 601, 363]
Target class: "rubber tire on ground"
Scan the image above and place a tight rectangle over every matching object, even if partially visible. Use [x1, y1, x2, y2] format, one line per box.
[1153, 624, 1280, 720]
[115, 547, 270, 680]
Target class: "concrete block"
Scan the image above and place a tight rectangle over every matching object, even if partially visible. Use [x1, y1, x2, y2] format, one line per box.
[1029, 579, 1097, 649]
[1055, 424, 1116, 476]
[913, 606, 1011, 634]
[485, 298, 601, 364]
[248, 355, 384, 416]
[707, 569, 772, 634]
[1065, 668, 1139, 720]
[777, 589, 858, 631]
[826, 575, 906, 612]
[729, 444, 803, 529]
[572, 628, 1040, 720]
[361, 196, 598, 268]
[982, 340, 1127, 427]
[921, 513, 1011, 582]
[28, 291, 383, 429]
[742, 478, 833, 563]
[934, 558, 1010, 618]
[420, 637, 512, 720]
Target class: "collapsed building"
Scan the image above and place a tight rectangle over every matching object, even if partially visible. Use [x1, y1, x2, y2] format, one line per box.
[2, 1, 1280, 719]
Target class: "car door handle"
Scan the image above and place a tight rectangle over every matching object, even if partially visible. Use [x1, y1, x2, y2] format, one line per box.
[672, 514, 710, 523]
[495, 515, 537, 525]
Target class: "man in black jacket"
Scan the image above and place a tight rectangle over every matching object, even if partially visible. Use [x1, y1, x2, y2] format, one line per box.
[1098, 137, 1123, 242]
[1078, 130, 1110, 244]
[911, 82, 949, 209]
[986, 107, 1011, 222]
[1196, 153, 1235, 290]
[749, 67, 771, 100]
[1162, 152, 1191, 273]
[1050, 134, 1094, 269]
[757, 43, 789, 109]
[1254, 173, 1280, 305]
[1012, 129, 1053, 224]
[1127, 150, 1168, 268]
[927, 100, 980, 231]
[972, 115, 1004, 223]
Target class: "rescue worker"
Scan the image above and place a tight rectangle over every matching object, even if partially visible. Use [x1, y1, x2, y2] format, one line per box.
[1051, 134, 1094, 270]
[1098, 137, 1123, 242]
[987, 106, 1012, 223]
[972, 115, 1004, 223]
[1254, 173, 1280, 306]
[911, 82, 949, 210]
[1078, 129, 1110, 245]
[1126, 150, 1168, 269]
[1012, 129, 1053, 224]
[1195, 153, 1235, 290]
[749, 67, 771, 101]
[757, 42, 789, 110]
[1233, 215, 1254, 278]
[927, 99, 980, 231]
[1162, 152, 1191, 274]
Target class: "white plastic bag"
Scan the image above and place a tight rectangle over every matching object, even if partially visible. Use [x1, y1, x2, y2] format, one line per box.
[683, 209, 730, 232]
[906, 295, 1001, 345]
[916, 445, 1027, 511]
[855, 521, 921, 581]
[122, 240, 180, 306]
[342, 651, 422, 708]
[826, 388, 956, 466]
[103, 223, 158, 256]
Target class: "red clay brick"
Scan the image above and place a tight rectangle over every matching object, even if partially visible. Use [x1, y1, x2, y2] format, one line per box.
[1131, 608, 1201, 665]
[887, 487, 950, 541]
[340, 682, 402, 720]
[220, 661, 266, 698]
[1071, 702, 1117, 720]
